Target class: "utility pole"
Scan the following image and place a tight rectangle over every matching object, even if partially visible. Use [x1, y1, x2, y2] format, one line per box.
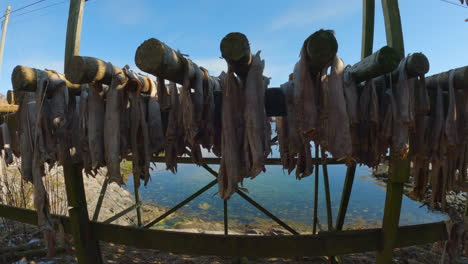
[0, 5, 11, 81]
[63, 0, 103, 263]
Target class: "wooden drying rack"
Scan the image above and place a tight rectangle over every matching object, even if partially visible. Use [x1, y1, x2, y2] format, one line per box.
[1, 1, 467, 263]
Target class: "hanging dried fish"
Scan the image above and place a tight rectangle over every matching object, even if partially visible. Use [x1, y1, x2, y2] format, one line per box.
[200, 68, 216, 151]
[279, 78, 313, 179]
[244, 51, 269, 177]
[156, 76, 170, 111]
[357, 79, 381, 167]
[18, 92, 35, 182]
[219, 72, 245, 199]
[326, 56, 352, 164]
[33, 70, 56, 256]
[87, 83, 105, 169]
[293, 48, 318, 141]
[78, 87, 93, 175]
[126, 68, 152, 187]
[147, 78, 165, 155]
[446, 70, 458, 151]
[429, 79, 445, 207]
[165, 82, 180, 173]
[104, 71, 127, 185]
[179, 60, 203, 164]
[49, 83, 69, 164]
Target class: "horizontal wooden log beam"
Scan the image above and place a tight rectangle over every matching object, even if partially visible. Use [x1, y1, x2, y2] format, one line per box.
[0, 104, 19, 113]
[135, 38, 200, 85]
[426, 66, 468, 90]
[11, 65, 81, 94]
[0, 204, 447, 257]
[150, 156, 345, 165]
[65, 56, 117, 85]
[348, 46, 401, 83]
[65, 56, 154, 93]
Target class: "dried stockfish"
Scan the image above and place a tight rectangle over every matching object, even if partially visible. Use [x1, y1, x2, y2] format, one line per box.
[104, 71, 127, 185]
[219, 72, 245, 199]
[244, 51, 268, 177]
[87, 83, 105, 169]
[147, 78, 165, 155]
[165, 82, 180, 173]
[18, 92, 35, 182]
[326, 56, 352, 164]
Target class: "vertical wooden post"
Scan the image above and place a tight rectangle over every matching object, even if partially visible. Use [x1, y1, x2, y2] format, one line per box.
[63, 162, 103, 263]
[361, 0, 375, 59]
[224, 200, 228, 236]
[376, 157, 409, 263]
[377, 1, 406, 263]
[313, 145, 320, 234]
[64, 0, 85, 71]
[321, 149, 333, 231]
[381, 0, 405, 59]
[63, 0, 103, 263]
[133, 178, 142, 227]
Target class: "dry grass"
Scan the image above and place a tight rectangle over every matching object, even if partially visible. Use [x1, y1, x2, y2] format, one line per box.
[0, 157, 68, 215]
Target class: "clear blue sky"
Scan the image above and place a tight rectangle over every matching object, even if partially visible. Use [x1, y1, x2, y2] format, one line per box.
[0, 0, 467, 94]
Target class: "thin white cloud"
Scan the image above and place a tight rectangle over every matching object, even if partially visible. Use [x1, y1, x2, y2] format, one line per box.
[104, 0, 151, 26]
[270, 0, 360, 30]
[192, 58, 227, 77]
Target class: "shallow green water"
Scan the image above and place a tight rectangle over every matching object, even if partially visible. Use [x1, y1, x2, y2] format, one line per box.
[125, 144, 447, 230]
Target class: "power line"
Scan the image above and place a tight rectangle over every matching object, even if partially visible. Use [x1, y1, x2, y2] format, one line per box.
[0, 0, 48, 19]
[439, 0, 468, 8]
[11, 0, 66, 18]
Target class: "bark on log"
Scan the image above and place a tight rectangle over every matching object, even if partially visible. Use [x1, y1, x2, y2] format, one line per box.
[11, 66, 81, 93]
[65, 56, 155, 92]
[65, 56, 117, 85]
[426, 66, 468, 91]
[347, 46, 400, 83]
[0, 104, 19, 113]
[220, 32, 251, 80]
[135, 38, 198, 84]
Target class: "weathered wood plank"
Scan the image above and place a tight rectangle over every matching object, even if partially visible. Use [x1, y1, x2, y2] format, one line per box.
[0, 204, 447, 257]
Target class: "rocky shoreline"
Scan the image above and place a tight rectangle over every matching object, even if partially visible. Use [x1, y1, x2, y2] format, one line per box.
[372, 162, 467, 216]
